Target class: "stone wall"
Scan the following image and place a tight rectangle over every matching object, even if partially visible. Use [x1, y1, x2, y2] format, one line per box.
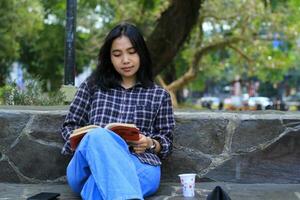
[0, 107, 299, 184]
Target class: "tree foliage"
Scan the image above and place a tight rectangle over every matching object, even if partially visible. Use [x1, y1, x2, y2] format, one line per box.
[0, 0, 43, 86]
[1, 0, 170, 90]
[0, 0, 299, 104]
[166, 0, 300, 101]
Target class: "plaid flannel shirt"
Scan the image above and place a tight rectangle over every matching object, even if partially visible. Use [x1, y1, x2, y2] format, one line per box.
[61, 81, 175, 166]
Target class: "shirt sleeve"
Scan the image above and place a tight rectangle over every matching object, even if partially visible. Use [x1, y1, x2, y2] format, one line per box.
[152, 91, 175, 159]
[61, 81, 92, 154]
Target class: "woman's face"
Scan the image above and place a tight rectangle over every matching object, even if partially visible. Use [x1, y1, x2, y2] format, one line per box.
[110, 36, 140, 84]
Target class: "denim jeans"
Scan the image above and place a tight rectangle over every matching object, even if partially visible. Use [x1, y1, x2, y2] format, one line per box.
[66, 128, 161, 200]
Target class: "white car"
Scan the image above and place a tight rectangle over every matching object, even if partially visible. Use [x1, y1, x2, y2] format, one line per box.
[248, 97, 273, 110]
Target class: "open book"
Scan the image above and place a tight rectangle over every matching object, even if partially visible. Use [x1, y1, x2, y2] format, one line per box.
[69, 123, 140, 151]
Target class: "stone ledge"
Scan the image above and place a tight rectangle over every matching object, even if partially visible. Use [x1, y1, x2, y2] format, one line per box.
[0, 107, 299, 184]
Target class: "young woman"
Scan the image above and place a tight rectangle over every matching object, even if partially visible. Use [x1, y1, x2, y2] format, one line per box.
[61, 22, 175, 199]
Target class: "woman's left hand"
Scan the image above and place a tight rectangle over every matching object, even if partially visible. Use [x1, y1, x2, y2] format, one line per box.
[128, 134, 151, 154]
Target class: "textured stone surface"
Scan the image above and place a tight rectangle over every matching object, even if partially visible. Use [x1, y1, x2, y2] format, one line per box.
[0, 112, 30, 152]
[231, 119, 284, 153]
[0, 160, 20, 183]
[29, 114, 66, 144]
[0, 107, 300, 185]
[206, 130, 300, 183]
[282, 119, 300, 128]
[161, 147, 211, 181]
[175, 118, 228, 155]
[7, 134, 70, 182]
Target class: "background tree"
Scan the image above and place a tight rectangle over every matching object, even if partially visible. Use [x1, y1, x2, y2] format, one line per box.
[19, 0, 94, 90]
[6, 0, 200, 91]
[157, 0, 300, 106]
[1, 0, 299, 108]
[0, 0, 43, 86]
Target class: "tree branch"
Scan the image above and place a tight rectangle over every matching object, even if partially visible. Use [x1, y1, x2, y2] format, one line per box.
[192, 36, 243, 68]
[156, 75, 167, 89]
[202, 13, 239, 21]
[166, 67, 197, 91]
[165, 36, 244, 92]
[228, 44, 253, 63]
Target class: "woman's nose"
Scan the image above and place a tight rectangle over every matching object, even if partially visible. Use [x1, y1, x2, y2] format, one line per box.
[122, 54, 130, 64]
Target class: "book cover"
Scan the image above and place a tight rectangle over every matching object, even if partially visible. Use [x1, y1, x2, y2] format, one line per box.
[69, 123, 140, 151]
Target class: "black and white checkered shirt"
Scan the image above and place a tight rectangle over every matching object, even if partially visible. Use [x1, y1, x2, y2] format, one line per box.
[61, 81, 175, 166]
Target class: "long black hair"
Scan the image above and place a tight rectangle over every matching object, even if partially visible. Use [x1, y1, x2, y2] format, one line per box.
[88, 22, 153, 90]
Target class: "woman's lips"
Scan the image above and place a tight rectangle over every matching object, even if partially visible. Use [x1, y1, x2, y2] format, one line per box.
[121, 66, 134, 72]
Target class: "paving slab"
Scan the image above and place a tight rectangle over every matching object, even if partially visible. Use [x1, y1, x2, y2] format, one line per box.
[0, 182, 300, 200]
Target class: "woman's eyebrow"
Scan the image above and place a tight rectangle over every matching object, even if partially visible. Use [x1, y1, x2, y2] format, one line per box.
[111, 49, 121, 53]
[127, 47, 135, 50]
[111, 46, 135, 52]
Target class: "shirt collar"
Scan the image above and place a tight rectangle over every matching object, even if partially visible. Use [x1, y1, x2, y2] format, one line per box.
[117, 81, 143, 90]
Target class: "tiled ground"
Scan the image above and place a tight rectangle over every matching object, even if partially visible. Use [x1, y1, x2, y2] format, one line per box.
[1, 182, 300, 200]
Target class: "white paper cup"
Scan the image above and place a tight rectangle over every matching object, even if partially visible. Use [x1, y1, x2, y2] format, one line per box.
[178, 173, 196, 197]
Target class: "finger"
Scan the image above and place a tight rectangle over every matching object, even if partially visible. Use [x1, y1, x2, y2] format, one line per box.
[135, 149, 145, 154]
[133, 146, 143, 151]
[127, 139, 144, 145]
[133, 146, 146, 153]
[134, 143, 147, 148]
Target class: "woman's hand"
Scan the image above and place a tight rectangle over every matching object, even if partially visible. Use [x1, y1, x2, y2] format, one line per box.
[128, 134, 151, 154]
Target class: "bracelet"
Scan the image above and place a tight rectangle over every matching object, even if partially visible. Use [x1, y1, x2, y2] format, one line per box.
[147, 137, 156, 151]
[149, 139, 156, 150]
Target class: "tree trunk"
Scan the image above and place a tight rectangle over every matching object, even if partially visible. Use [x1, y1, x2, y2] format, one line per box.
[162, 63, 177, 84]
[0, 75, 5, 87]
[0, 65, 8, 87]
[147, 0, 203, 76]
[169, 90, 178, 108]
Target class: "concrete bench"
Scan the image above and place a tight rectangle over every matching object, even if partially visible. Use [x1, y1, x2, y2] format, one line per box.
[1, 106, 300, 199]
[2, 182, 300, 200]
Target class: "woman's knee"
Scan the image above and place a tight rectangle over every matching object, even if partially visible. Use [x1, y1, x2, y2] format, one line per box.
[84, 127, 127, 148]
[81, 128, 111, 145]
[85, 127, 106, 139]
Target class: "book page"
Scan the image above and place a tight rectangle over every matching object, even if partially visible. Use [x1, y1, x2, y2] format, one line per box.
[104, 123, 136, 130]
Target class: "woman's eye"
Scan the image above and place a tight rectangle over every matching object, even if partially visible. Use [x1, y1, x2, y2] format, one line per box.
[112, 53, 121, 57]
[128, 49, 137, 54]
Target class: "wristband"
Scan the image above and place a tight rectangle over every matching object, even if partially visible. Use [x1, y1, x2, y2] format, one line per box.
[149, 139, 156, 150]
[147, 137, 156, 151]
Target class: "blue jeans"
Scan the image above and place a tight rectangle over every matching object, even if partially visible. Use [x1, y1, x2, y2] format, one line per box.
[66, 128, 161, 200]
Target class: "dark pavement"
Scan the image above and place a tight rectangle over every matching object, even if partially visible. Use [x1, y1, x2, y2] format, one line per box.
[1, 182, 300, 200]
